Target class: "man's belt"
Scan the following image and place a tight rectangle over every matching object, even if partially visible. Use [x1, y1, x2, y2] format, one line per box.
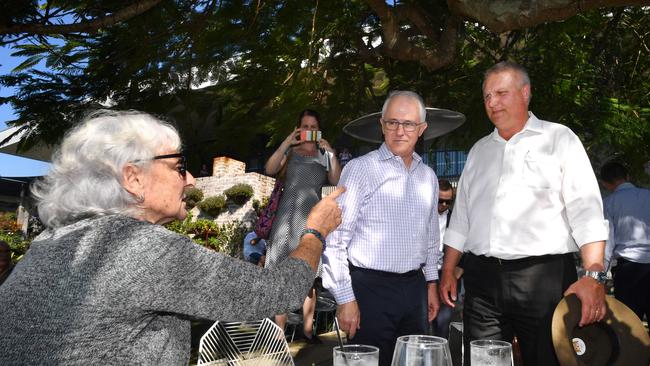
[349, 263, 422, 278]
[467, 252, 573, 266]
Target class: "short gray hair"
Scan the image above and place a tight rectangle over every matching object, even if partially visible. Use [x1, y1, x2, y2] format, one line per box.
[381, 91, 427, 123]
[483, 61, 532, 103]
[32, 110, 182, 228]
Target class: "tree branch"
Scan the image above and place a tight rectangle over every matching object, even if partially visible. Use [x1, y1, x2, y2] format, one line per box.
[447, 0, 650, 33]
[365, 0, 462, 70]
[0, 0, 163, 35]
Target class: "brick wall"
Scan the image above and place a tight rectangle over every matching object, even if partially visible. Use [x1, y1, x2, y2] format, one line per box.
[193, 157, 275, 227]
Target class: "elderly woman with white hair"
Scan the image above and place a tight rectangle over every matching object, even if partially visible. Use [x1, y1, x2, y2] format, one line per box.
[0, 110, 343, 365]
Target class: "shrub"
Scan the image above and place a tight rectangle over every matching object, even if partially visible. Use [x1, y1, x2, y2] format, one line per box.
[0, 212, 20, 232]
[191, 220, 247, 258]
[197, 195, 227, 217]
[0, 231, 31, 264]
[224, 184, 254, 205]
[184, 187, 204, 209]
[187, 219, 219, 238]
[164, 211, 194, 235]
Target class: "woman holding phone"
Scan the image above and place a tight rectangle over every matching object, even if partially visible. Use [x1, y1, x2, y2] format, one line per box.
[264, 109, 341, 343]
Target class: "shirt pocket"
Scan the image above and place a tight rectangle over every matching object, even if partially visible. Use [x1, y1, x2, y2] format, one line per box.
[522, 152, 561, 190]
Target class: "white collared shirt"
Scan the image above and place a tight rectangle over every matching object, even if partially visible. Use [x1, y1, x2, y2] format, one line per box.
[444, 112, 608, 259]
[322, 143, 440, 304]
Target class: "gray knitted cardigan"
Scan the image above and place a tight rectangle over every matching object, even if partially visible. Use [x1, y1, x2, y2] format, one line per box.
[0, 215, 314, 365]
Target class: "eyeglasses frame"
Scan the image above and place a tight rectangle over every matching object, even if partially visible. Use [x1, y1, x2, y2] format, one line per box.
[132, 153, 187, 177]
[380, 118, 425, 132]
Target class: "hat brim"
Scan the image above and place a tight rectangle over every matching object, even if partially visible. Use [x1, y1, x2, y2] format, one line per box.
[342, 108, 465, 144]
[552, 294, 650, 366]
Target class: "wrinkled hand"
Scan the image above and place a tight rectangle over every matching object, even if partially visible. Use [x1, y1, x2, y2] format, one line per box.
[428, 282, 440, 321]
[305, 186, 345, 237]
[337, 300, 361, 339]
[564, 277, 606, 326]
[438, 270, 458, 308]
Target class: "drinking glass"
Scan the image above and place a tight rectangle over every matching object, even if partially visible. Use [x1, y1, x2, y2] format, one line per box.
[469, 340, 513, 366]
[333, 344, 380, 366]
[391, 335, 452, 366]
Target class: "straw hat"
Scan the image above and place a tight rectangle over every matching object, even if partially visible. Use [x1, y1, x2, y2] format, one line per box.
[552, 294, 650, 366]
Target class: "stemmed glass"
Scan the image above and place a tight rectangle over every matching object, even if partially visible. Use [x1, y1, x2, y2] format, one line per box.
[391, 335, 453, 366]
[469, 340, 513, 366]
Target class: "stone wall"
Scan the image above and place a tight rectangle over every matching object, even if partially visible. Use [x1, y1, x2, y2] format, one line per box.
[193, 156, 275, 227]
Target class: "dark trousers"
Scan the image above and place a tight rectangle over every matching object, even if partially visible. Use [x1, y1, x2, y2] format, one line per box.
[349, 265, 428, 366]
[432, 270, 462, 339]
[462, 253, 576, 366]
[613, 258, 650, 323]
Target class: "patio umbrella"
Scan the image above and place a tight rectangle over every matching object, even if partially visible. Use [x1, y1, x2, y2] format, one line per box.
[342, 107, 465, 144]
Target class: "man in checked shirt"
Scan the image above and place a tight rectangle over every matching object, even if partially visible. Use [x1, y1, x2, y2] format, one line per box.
[322, 91, 441, 366]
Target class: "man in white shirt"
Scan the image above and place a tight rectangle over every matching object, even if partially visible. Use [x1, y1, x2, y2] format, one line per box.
[432, 179, 459, 338]
[600, 161, 650, 322]
[323, 91, 440, 366]
[439, 62, 609, 366]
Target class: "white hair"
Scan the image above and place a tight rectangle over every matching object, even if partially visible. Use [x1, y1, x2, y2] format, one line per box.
[381, 91, 427, 123]
[32, 110, 182, 228]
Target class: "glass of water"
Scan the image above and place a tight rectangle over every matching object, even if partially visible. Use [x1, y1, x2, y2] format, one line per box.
[391, 335, 452, 366]
[469, 340, 513, 366]
[333, 344, 380, 366]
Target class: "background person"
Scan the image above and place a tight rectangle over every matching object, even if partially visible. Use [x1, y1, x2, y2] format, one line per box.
[439, 62, 609, 366]
[323, 91, 441, 366]
[432, 178, 462, 339]
[264, 109, 342, 343]
[600, 161, 650, 323]
[338, 147, 352, 167]
[243, 230, 267, 266]
[0, 110, 344, 365]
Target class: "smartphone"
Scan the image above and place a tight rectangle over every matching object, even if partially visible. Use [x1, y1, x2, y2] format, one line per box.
[300, 130, 322, 142]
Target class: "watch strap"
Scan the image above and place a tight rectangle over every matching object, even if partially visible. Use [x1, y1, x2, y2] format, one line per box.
[584, 270, 607, 284]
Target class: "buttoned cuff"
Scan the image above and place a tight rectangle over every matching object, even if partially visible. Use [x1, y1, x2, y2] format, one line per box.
[572, 219, 609, 247]
[422, 266, 438, 282]
[331, 285, 356, 305]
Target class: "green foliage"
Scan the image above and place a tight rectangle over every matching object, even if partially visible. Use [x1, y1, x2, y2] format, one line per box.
[184, 187, 204, 209]
[0, 232, 30, 264]
[187, 219, 219, 237]
[164, 213, 247, 258]
[1, 3, 648, 180]
[0, 212, 20, 232]
[224, 183, 254, 205]
[191, 221, 247, 259]
[197, 195, 227, 217]
[164, 211, 194, 235]
[251, 199, 262, 216]
[0, 212, 30, 264]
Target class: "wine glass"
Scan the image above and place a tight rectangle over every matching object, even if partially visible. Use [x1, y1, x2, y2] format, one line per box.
[469, 340, 513, 366]
[333, 344, 380, 366]
[391, 335, 452, 366]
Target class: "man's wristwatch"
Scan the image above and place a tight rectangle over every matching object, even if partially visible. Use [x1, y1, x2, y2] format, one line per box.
[584, 270, 608, 284]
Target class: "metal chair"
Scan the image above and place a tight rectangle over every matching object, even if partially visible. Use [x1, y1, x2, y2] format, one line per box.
[284, 312, 303, 343]
[197, 318, 295, 365]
